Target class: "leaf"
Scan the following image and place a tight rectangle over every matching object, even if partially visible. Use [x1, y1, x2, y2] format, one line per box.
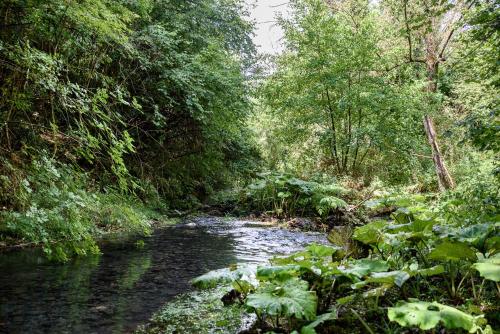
[472, 262, 500, 281]
[192, 265, 253, 289]
[245, 278, 317, 321]
[256, 265, 301, 281]
[232, 279, 255, 295]
[410, 265, 445, 277]
[339, 259, 389, 279]
[367, 270, 411, 287]
[445, 223, 495, 250]
[352, 220, 388, 245]
[362, 284, 392, 298]
[388, 300, 483, 333]
[428, 241, 477, 262]
[300, 310, 337, 334]
[305, 243, 337, 258]
[472, 255, 500, 282]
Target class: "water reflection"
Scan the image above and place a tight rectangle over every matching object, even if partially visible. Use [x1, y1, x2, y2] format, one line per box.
[0, 217, 326, 333]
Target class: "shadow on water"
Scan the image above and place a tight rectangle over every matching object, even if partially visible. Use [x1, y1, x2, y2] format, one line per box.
[0, 217, 326, 334]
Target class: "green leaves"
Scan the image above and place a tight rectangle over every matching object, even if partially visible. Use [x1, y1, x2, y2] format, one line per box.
[256, 265, 301, 281]
[192, 265, 254, 289]
[352, 220, 388, 245]
[472, 255, 500, 282]
[299, 311, 337, 334]
[366, 271, 410, 288]
[243, 172, 349, 218]
[339, 259, 389, 279]
[428, 241, 478, 262]
[388, 300, 483, 333]
[315, 196, 347, 217]
[245, 278, 317, 321]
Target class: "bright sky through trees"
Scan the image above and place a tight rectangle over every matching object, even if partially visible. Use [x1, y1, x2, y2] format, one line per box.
[246, 0, 290, 54]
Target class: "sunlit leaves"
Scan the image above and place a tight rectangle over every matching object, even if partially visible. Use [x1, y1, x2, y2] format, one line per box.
[388, 300, 483, 333]
[192, 265, 254, 289]
[472, 254, 500, 282]
[245, 278, 317, 321]
[352, 220, 388, 245]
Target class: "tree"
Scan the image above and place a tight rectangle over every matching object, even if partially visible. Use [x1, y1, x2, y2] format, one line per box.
[258, 0, 427, 182]
[383, 0, 478, 190]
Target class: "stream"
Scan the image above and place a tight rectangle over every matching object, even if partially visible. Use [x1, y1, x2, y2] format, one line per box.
[0, 216, 327, 334]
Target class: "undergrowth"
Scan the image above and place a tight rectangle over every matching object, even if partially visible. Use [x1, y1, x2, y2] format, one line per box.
[0, 155, 155, 262]
[190, 191, 500, 333]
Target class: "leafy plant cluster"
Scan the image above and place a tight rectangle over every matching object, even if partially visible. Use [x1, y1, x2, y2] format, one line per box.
[240, 172, 350, 218]
[0, 155, 152, 261]
[192, 198, 499, 333]
[0, 0, 258, 208]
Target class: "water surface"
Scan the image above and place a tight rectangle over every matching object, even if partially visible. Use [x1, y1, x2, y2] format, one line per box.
[0, 217, 326, 334]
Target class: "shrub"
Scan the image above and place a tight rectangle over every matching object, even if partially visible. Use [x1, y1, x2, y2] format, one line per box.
[0, 155, 151, 261]
[241, 172, 350, 218]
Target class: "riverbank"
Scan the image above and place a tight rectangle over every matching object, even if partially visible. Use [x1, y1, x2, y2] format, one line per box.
[0, 195, 180, 262]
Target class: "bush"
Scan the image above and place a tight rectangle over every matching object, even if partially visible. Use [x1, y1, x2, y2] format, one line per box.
[241, 172, 351, 218]
[0, 155, 151, 261]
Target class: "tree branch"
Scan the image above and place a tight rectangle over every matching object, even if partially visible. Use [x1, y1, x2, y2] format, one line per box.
[404, 0, 426, 64]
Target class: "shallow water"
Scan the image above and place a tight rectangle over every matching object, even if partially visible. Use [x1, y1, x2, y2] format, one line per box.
[0, 216, 326, 334]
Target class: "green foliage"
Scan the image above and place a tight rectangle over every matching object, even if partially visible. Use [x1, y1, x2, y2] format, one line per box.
[0, 0, 259, 257]
[472, 254, 500, 282]
[254, 0, 430, 183]
[199, 192, 498, 333]
[0, 155, 151, 261]
[245, 278, 317, 321]
[388, 300, 485, 333]
[338, 259, 389, 279]
[192, 265, 254, 289]
[428, 241, 478, 263]
[0, 0, 258, 208]
[242, 172, 349, 218]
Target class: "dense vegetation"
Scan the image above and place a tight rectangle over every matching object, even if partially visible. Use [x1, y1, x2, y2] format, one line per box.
[191, 194, 499, 333]
[190, 0, 499, 333]
[0, 0, 258, 259]
[0, 0, 498, 332]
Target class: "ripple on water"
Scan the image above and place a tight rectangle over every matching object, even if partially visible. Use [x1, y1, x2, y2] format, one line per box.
[0, 216, 326, 334]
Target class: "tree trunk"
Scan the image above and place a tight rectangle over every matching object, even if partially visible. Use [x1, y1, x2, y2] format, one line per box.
[423, 42, 455, 190]
[423, 114, 455, 190]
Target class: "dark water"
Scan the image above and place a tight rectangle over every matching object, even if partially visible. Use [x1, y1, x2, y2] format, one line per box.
[0, 217, 326, 334]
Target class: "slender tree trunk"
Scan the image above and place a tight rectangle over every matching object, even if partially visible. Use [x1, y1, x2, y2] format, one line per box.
[325, 89, 341, 173]
[423, 114, 455, 190]
[423, 42, 455, 190]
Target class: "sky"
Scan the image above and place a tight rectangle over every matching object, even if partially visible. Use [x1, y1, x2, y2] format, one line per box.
[245, 0, 291, 54]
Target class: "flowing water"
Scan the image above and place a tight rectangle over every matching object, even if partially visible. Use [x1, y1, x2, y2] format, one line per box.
[0, 216, 326, 334]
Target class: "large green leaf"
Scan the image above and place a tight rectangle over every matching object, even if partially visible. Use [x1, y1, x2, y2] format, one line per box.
[442, 223, 496, 250]
[352, 220, 389, 245]
[428, 241, 477, 262]
[366, 270, 411, 287]
[409, 265, 445, 277]
[472, 262, 500, 281]
[472, 254, 500, 281]
[300, 310, 337, 334]
[245, 278, 317, 321]
[256, 265, 301, 281]
[388, 300, 483, 333]
[305, 243, 337, 258]
[339, 259, 389, 279]
[192, 265, 253, 289]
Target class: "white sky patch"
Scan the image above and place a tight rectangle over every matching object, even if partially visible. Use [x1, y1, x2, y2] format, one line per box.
[246, 0, 291, 55]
